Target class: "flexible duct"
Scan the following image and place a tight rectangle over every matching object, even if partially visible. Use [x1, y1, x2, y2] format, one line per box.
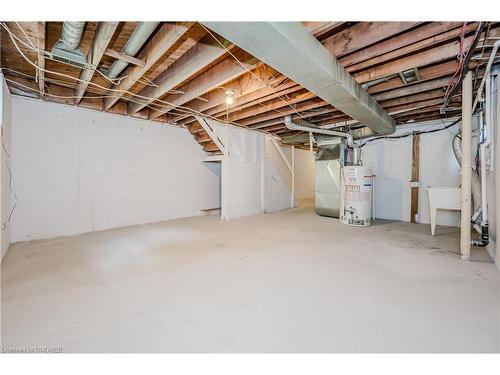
[51, 22, 87, 67]
[104, 22, 160, 79]
[59, 22, 85, 50]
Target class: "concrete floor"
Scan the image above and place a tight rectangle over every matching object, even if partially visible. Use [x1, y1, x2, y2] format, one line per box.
[1, 204, 499, 353]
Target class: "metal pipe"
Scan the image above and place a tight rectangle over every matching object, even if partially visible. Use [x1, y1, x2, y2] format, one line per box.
[472, 39, 500, 112]
[104, 22, 160, 79]
[284, 115, 353, 147]
[460, 72, 473, 261]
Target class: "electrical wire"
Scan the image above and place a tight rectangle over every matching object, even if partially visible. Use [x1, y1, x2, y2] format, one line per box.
[1, 125, 18, 232]
[359, 118, 462, 148]
[0, 22, 251, 127]
[199, 23, 305, 119]
[7, 22, 303, 128]
[4, 77, 199, 118]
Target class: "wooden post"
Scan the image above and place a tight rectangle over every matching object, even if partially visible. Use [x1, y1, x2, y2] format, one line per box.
[410, 132, 420, 223]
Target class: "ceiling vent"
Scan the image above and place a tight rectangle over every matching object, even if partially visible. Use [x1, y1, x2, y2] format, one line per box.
[51, 22, 87, 68]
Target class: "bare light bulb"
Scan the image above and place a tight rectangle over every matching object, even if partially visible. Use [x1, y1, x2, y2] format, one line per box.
[225, 89, 234, 105]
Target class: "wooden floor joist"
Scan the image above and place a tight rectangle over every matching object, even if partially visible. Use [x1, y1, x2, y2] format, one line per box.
[2, 21, 497, 150]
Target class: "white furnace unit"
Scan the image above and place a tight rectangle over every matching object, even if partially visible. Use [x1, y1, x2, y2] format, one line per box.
[340, 165, 373, 226]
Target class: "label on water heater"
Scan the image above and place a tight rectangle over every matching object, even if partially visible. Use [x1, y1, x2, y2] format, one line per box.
[340, 165, 373, 226]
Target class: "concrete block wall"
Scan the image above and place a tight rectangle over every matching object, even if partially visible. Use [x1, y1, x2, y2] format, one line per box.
[10, 97, 220, 243]
[363, 119, 466, 226]
[1, 75, 13, 260]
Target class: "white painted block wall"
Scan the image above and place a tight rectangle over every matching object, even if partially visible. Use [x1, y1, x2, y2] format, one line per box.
[10, 97, 220, 242]
[363, 119, 467, 226]
[1, 75, 13, 259]
[363, 135, 412, 222]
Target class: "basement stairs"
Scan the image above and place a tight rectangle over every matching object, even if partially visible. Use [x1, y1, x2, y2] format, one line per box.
[186, 120, 223, 154]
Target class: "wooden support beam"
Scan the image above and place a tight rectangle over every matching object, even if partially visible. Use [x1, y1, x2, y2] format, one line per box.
[104, 48, 145, 67]
[242, 98, 329, 127]
[373, 76, 451, 101]
[322, 22, 422, 57]
[366, 60, 460, 93]
[339, 22, 462, 68]
[411, 133, 420, 223]
[344, 23, 476, 73]
[203, 22, 395, 134]
[354, 36, 473, 83]
[226, 90, 316, 123]
[187, 55, 461, 130]
[177, 73, 298, 126]
[75, 22, 119, 103]
[103, 22, 194, 111]
[303, 21, 345, 39]
[128, 35, 233, 114]
[36, 22, 46, 96]
[148, 49, 260, 119]
[238, 74, 451, 129]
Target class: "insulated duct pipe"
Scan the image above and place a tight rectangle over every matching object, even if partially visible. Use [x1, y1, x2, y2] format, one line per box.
[284, 115, 353, 147]
[103, 22, 160, 79]
[59, 22, 86, 50]
[51, 22, 87, 66]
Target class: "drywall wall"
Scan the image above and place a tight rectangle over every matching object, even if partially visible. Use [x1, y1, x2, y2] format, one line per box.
[418, 122, 463, 227]
[363, 134, 412, 222]
[1, 74, 13, 259]
[206, 118, 266, 219]
[363, 119, 473, 226]
[201, 118, 313, 218]
[265, 140, 315, 211]
[283, 146, 315, 201]
[10, 97, 220, 242]
[265, 136, 293, 212]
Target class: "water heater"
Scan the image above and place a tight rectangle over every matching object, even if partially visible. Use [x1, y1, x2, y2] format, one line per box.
[340, 165, 373, 226]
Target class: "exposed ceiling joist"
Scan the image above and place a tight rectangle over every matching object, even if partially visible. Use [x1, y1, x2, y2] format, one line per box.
[345, 23, 477, 73]
[322, 21, 422, 57]
[303, 21, 345, 39]
[103, 22, 194, 111]
[75, 21, 119, 103]
[175, 71, 296, 125]
[353, 27, 500, 83]
[202, 22, 395, 135]
[339, 22, 463, 68]
[128, 35, 233, 115]
[149, 49, 260, 119]
[104, 48, 145, 67]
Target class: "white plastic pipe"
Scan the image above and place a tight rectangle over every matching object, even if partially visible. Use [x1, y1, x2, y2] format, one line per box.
[472, 39, 500, 113]
[479, 112, 488, 224]
[460, 72, 473, 261]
